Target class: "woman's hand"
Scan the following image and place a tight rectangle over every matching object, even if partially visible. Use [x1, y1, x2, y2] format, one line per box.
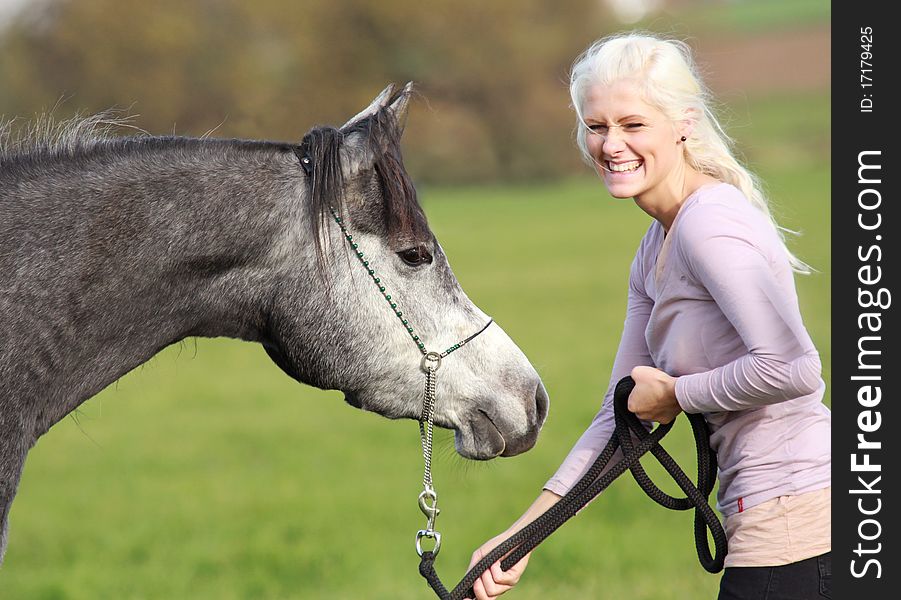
[464, 532, 531, 600]
[628, 366, 682, 424]
[463, 490, 560, 600]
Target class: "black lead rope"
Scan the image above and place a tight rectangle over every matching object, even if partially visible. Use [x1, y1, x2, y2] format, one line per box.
[418, 376, 727, 599]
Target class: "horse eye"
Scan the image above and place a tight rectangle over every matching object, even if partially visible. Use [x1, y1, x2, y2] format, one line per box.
[398, 245, 433, 266]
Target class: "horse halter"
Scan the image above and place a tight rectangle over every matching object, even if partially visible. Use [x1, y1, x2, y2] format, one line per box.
[296, 150, 493, 546]
[325, 205, 493, 558]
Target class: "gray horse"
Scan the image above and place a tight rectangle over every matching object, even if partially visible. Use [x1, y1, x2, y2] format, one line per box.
[0, 84, 548, 564]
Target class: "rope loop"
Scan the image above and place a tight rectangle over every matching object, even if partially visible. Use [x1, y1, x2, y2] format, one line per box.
[418, 376, 727, 599]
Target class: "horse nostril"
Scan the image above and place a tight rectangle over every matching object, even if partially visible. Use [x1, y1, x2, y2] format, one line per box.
[534, 382, 549, 426]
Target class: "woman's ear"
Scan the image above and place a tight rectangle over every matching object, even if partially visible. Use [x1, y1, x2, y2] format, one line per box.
[677, 107, 700, 141]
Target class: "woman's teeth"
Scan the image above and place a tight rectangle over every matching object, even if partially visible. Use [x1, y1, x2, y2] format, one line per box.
[608, 160, 642, 172]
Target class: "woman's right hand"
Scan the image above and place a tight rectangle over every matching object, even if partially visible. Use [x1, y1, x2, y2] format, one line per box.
[464, 531, 531, 600]
[463, 489, 561, 600]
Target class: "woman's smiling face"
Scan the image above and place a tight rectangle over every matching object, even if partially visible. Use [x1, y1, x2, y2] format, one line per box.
[582, 79, 684, 200]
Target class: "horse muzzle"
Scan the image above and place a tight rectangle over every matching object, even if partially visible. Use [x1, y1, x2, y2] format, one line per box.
[455, 381, 549, 460]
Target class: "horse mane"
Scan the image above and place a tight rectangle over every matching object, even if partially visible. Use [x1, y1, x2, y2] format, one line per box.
[1, 101, 427, 256]
[298, 92, 428, 258]
[0, 111, 291, 177]
[0, 111, 144, 163]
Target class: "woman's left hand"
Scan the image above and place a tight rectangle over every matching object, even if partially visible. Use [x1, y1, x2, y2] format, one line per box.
[628, 366, 682, 424]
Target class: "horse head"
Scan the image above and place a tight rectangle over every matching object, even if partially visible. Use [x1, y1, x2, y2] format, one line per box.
[261, 84, 548, 459]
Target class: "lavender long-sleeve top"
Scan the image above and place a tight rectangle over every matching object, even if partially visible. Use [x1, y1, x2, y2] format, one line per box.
[544, 183, 831, 516]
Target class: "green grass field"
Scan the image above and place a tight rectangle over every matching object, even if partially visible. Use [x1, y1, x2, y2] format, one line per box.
[661, 0, 829, 34]
[0, 92, 829, 599]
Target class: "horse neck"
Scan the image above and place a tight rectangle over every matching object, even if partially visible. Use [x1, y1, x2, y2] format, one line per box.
[0, 139, 306, 440]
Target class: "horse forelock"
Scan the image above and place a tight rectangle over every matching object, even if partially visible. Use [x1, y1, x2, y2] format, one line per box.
[368, 113, 429, 247]
[299, 107, 428, 262]
[298, 126, 346, 264]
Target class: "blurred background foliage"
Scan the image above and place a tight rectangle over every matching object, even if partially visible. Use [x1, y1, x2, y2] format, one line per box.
[1, 0, 828, 183]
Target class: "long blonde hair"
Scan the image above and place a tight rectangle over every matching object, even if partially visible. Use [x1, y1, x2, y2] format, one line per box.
[570, 32, 810, 273]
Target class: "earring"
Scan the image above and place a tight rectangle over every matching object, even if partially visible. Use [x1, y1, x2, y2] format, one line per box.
[680, 136, 687, 142]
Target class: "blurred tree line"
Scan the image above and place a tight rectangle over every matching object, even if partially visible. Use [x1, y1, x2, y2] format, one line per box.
[0, 0, 616, 183]
[0, 1, 831, 182]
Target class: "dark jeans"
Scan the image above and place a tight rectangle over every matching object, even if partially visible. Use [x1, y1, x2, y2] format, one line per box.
[718, 552, 831, 599]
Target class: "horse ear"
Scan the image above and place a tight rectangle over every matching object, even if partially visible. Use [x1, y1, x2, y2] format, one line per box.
[340, 82, 413, 134]
[336, 83, 414, 179]
[384, 82, 413, 136]
[341, 84, 396, 131]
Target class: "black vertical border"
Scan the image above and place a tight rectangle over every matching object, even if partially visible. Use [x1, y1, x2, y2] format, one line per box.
[833, 2, 898, 597]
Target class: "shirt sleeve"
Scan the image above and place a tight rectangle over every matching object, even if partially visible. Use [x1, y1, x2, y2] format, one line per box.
[544, 247, 655, 496]
[673, 202, 822, 414]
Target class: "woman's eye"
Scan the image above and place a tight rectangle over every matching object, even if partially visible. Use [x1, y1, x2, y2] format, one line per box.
[398, 245, 433, 266]
[589, 124, 608, 133]
[625, 123, 645, 130]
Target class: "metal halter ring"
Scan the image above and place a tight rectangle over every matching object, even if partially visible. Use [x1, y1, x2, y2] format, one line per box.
[416, 529, 442, 557]
[420, 351, 442, 373]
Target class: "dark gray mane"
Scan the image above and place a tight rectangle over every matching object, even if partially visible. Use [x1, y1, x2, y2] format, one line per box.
[0, 113, 151, 174]
[0, 133, 295, 183]
[0, 112, 126, 158]
[2, 106, 428, 253]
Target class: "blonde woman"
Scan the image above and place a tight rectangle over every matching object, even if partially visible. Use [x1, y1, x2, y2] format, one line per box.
[466, 33, 831, 600]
